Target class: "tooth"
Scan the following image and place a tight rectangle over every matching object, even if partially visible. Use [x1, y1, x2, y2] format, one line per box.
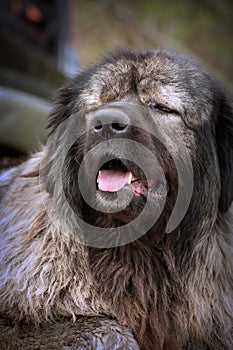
[127, 172, 132, 184]
[97, 171, 101, 183]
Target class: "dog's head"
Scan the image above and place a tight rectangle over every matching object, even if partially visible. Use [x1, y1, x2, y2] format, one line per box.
[42, 49, 233, 247]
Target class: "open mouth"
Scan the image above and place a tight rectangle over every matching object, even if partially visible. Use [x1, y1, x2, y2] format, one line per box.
[96, 159, 157, 197]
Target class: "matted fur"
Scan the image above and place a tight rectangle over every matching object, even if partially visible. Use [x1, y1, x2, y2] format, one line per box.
[0, 49, 233, 350]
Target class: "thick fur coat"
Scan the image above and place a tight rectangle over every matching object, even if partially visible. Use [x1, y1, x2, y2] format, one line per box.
[0, 49, 232, 350]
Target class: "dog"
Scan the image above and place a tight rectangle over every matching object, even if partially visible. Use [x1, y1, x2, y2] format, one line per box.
[0, 49, 232, 350]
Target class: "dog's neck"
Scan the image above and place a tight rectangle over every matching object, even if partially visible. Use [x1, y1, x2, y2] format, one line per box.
[87, 236, 182, 349]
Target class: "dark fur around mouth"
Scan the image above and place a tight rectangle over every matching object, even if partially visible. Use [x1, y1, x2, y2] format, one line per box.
[61, 126, 176, 228]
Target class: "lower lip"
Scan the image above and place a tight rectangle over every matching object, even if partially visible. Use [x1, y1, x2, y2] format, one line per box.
[98, 184, 146, 197]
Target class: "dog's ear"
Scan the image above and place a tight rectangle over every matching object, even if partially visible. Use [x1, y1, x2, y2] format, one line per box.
[48, 78, 83, 134]
[215, 86, 233, 212]
[48, 65, 98, 134]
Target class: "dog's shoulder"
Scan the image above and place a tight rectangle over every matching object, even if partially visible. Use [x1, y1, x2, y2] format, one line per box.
[0, 151, 43, 203]
[0, 167, 19, 202]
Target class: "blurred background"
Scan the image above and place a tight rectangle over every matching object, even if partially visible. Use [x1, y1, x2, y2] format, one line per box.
[76, 0, 233, 92]
[0, 0, 232, 166]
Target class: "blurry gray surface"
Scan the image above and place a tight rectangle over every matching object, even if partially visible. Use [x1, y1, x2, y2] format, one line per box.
[0, 86, 50, 153]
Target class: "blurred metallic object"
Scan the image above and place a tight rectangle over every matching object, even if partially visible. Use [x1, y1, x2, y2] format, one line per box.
[0, 86, 50, 152]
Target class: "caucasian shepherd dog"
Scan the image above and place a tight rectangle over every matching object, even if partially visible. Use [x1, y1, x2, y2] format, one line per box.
[0, 49, 232, 350]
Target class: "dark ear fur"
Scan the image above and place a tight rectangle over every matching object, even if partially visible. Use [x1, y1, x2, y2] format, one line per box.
[48, 64, 100, 134]
[215, 85, 233, 212]
[48, 78, 84, 133]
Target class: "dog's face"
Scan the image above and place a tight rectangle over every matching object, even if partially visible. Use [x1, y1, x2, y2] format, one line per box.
[43, 49, 233, 247]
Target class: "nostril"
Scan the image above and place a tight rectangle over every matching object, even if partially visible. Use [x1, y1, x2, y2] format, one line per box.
[94, 120, 103, 132]
[111, 122, 128, 132]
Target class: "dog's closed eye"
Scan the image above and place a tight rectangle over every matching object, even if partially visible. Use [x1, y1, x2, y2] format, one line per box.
[147, 101, 179, 115]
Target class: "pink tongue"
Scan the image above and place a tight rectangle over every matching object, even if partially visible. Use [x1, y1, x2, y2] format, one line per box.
[97, 169, 131, 192]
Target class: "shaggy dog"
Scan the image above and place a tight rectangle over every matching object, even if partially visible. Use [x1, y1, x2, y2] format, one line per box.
[0, 49, 232, 350]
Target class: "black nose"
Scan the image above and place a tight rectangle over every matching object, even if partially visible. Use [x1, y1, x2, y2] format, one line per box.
[91, 108, 130, 135]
